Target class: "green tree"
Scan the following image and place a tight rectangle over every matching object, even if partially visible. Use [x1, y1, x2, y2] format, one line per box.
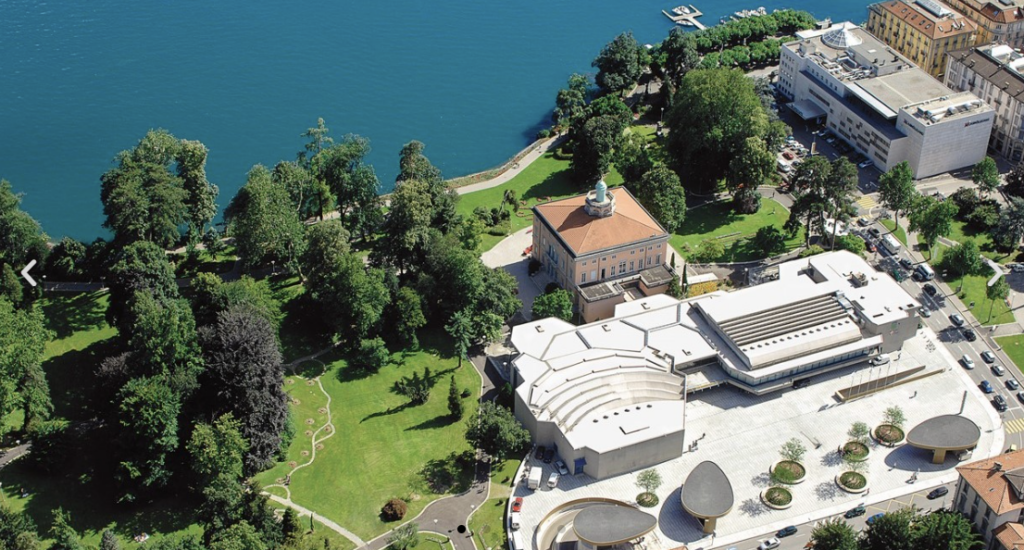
[0, 263, 23, 306]
[0, 179, 48, 275]
[633, 166, 687, 233]
[592, 31, 647, 95]
[1006, 158, 1024, 198]
[532, 289, 574, 322]
[373, 179, 433, 272]
[209, 521, 268, 550]
[571, 115, 622, 184]
[273, 160, 320, 222]
[614, 132, 656, 185]
[448, 376, 464, 419]
[944, 240, 983, 278]
[667, 272, 684, 298]
[878, 161, 917, 229]
[824, 158, 858, 248]
[753, 225, 786, 257]
[188, 414, 249, 533]
[988, 277, 1011, 322]
[445, 308, 474, 368]
[387, 523, 419, 550]
[50, 509, 85, 550]
[848, 421, 870, 443]
[305, 250, 389, 341]
[727, 137, 775, 213]
[105, 240, 180, 333]
[466, 401, 531, 459]
[779, 438, 806, 462]
[553, 73, 591, 131]
[993, 196, 1024, 251]
[228, 165, 306, 273]
[127, 292, 203, 395]
[0, 505, 39, 550]
[389, 287, 427, 350]
[909, 196, 958, 258]
[882, 406, 907, 429]
[47, 237, 87, 282]
[354, 337, 390, 372]
[860, 508, 915, 550]
[693, 239, 724, 263]
[657, 28, 700, 87]
[834, 234, 866, 255]
[281, 508, 303, 542]
[635, 469, 663, 494]
[178, 139, 219, 235]
[666, 68, 768, 193]
[397, 141, 459, 234]
[100, 529, 122, 550]
[0, 298, 52, 434]
[314, 135, 382, 237]
[116, 376, 182, 501]
[972, 156, 1000, 198]
[911, 509, 982, 550]
[810, 518, 858, 550]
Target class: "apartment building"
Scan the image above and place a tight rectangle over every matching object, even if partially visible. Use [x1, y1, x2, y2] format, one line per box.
[866, 0, 977, 78]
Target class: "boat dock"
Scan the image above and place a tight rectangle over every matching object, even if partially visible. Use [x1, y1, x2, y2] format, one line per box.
[661, 5, 706, 29]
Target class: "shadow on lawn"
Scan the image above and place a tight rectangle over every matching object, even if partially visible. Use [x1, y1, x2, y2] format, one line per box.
[419, 451, 475, 494]
[42, 292, 109, 339]
[361, 401, 417, 423]
[405, 414, 458, 432]
[43, 338, 119, 421]
[0, 424, 200, 541]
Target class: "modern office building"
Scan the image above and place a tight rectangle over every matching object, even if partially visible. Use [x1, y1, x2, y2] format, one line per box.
[866, 0, 977, 79]
[777, 21, 993, 178]
[946, 43, 1024, 161]
[953, 450, 1024, 549]
[943, 0, 1024, 50]
[531, 182, 674, 323]
[509, 251, 921, 479]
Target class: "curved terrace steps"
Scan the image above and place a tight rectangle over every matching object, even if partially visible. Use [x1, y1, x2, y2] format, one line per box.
[562, 388, 683, 431]
[536, 368, 682, 413]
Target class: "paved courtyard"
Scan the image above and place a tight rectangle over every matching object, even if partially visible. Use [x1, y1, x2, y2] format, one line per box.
[512, 327, 1003, 550]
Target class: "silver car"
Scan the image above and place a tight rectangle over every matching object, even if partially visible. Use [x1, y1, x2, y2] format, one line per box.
[961, 355, 975, 370]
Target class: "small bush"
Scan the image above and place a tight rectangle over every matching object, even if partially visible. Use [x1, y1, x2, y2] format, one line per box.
[537, 129, 552, 139]
[799, 245, 825, 258]
[381, 498, 408, 521]
[528, 258, 542, 276]
[460, 389, 471, 398]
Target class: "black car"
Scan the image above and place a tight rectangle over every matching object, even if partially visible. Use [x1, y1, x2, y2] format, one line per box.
[927, 487, 949, 500]
[923, 283, 937, 296]
[776, 526, 798, 538]
[994, 394, 1009, 412]
[899, 258, 914, 269]
[964, 328, 978, 342]
[869, 227, 882, 238]
[535, 445, 546, 460]
[844, 504, 866, 518]
[543, 448, 554, 463]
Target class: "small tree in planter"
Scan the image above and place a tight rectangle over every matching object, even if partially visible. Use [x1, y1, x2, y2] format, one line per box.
[837, 453, 868, 492]
[843, 422, 871, 461]
[876, 406, 907, 446]
[883, 406, 906, 429]
[772, 438, 807, 484]
[780, 438, 807, 462]
[635, 469, 662, 507]
[848, 422, 870, 443]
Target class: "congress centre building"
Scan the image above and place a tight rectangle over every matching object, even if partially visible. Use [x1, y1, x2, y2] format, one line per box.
[508, 251, 922, 480]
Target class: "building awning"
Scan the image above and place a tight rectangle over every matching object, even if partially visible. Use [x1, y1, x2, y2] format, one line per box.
[790, 100, 827, 120]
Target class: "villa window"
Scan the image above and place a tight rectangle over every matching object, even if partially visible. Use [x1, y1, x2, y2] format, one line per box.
[630, 261, 635, 271]
[581, 272, 587, 283]
[619, 261, 626, 272]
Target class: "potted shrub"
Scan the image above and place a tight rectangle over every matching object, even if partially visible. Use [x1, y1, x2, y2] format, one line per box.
[836, 455, 869, 494]
[874, 406, 907, 447]
[760, 485, 793, 510]
[770, 438, 807, 485]
[635, 469, 661, 507]
[841, 422, 871, 462]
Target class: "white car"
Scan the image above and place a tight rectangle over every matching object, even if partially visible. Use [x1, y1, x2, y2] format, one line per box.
[858, 159, 874, 169]
[962, 355, 975, 370]
[547, 472, 560, 488]
[759, 538, 781, 550]
[554, 459, 569, 476]
[869, 354, 890, 366]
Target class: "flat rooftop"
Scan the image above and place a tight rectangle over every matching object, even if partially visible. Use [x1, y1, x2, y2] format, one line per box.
[852, 70, 951, 113]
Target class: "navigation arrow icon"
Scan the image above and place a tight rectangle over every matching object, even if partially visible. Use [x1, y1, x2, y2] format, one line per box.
[20, 260, 37, 287]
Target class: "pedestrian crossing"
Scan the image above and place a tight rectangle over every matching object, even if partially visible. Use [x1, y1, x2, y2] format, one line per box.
[856, 195, 878, 210]
[1005, 417, 1024, 434]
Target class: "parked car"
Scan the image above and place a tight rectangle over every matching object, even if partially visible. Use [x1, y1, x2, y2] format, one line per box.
[961, 355, 975, 370]
[543, 448, 554, 463]
[992, 365, 1006, 377]
[858, 159, 874, 169]
[1017, 391, 1024, 404]
[995, 394, 1009, 412]
[981, 380, 994, 393]
[869, 227, 882, 238]
[950, 314, 965, 327]
[512, 497, 523, 512]
[867, 513, 885, 525]
[870, 354, 890, 366]
[927, 486, 949, 499]
[759, 537, 781, 550]
[1008, 379, 1020, 390]
[964, 328, 978, 342]
[919, 307, 931, 318]
[783, 150, 795, 160]
[534, 446, 546, 460]
[982, 351, 997, 363]
[899, 257, 914, 269]
[1014, 264, 1024, 273]
[547, 472, 559, 488]
[777, 526, 798, 538]
[554, 460, 569, 476]
[844, 504, 866, 518]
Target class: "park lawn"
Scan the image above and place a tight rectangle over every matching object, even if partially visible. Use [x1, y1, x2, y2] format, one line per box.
[918, 243, 1016, 326]
[456, 153, 624, 253]
[255, 367, 333, 490]
[945, 220, 1022, 264]
[273, 277, 335, 363]
[670, 198, 804, 263]
[267, 502, 356, 550]
[486, 458, 522, 499]
[997, 335, 1024, 374]
[470, 498, 507, 550]
[880, 219, 907, 247]
[272, 331, 481, 540]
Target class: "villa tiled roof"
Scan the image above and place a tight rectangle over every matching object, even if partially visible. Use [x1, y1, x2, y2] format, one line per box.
[994, 522, 1024, 549]
[533, 187, 667, 257]
[957, 450, 1024, 515]
[873, 1, 977, 39]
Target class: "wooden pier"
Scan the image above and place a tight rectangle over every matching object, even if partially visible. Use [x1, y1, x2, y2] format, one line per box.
[661, 5, 706, 29]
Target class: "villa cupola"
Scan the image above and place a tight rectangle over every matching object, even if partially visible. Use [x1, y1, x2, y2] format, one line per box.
[584, 179, 616, 218]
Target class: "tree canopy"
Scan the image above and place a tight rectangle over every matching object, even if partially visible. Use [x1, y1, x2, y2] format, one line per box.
[878, 161, 917, 227]
[592, 31, 648, 95]
[228, 165, 306, 273]
[532, 289, 574, 322]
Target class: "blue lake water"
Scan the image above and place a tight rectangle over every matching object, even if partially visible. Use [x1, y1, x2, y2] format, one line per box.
[1, 0, 870, 239]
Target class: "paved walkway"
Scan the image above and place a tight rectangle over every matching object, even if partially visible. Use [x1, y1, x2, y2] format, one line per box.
[266, 493, 367, 547]
[454, 135, 567, 196]
[0, 443, 31, 470]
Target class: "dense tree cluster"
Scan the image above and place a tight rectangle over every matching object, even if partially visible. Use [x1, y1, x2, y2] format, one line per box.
[812, 508, 980, 550]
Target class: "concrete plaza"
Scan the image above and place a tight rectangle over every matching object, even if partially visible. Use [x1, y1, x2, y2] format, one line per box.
[512, 327, 1004, 550]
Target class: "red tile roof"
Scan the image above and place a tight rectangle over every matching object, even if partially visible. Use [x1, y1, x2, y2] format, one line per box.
[533, 187, 667, 257]
[957, 450, 1024, 515]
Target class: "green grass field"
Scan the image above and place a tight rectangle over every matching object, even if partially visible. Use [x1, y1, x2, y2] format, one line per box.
[880, 219, 907, 247]
[997, 335, 1024, 375]
[916, 242, 1016, 326]
[470, 498, 507, 550]
[455, 153, 624, 253]
[670, 198, 803, 263]
[256, 331, 481, 540]
[258, 368, 334, 489]
[267, 502, 356, 550]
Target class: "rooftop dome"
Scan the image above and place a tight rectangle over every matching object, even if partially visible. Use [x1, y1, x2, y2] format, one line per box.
[821, 27, 862, 50]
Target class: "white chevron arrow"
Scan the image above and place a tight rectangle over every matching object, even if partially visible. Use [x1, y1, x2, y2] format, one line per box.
[20, 260, 37, 287]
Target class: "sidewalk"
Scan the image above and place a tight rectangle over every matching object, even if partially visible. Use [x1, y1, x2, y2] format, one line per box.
[453, 135, 567, 196]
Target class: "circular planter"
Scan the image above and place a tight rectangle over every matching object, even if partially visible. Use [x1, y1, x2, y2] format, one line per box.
[770, 460, 807, 485]
[836, 471, 869, 494]
[873, 424, 906, 447]
[636, 492, 659, 507]
[841, 440, 871, 462]
[760, 486, 793, 510]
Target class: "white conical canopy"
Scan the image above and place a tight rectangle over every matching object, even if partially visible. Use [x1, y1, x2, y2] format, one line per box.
[821, 27, 862, 49]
